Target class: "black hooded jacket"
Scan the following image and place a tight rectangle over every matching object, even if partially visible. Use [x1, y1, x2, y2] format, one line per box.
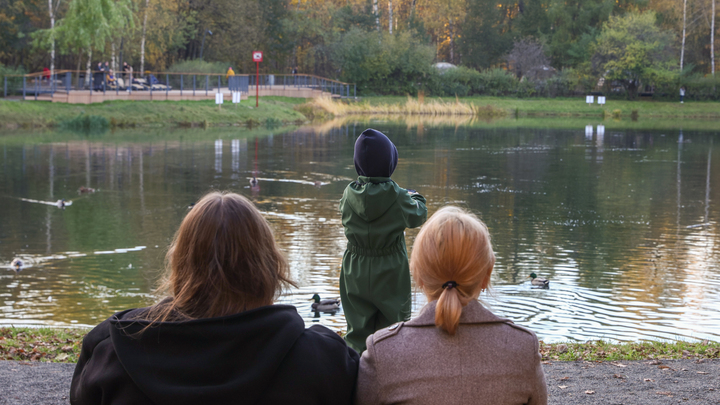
[353, 129, 398, 178]
[70, 304, 359, 405]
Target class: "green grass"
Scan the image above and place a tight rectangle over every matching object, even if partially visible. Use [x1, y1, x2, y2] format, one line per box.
[0, 327, 85, 363]
[1, 326, 717, 364]
[540, 340, 720, 362]
[0, 97, 309, 128]
[357, 96, 720, 120]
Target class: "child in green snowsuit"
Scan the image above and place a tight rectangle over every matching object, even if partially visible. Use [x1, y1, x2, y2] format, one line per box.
[339, 128, 428, 352]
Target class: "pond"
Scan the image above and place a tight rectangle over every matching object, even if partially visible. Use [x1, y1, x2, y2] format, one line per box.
[1, 120, 719, 343]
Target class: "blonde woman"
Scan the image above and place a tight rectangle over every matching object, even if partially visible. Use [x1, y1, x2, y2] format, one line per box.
[355, 206, 547, 405]
[71, 192, 359, 405]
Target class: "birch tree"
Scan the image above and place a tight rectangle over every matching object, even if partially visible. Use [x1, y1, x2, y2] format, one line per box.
[34, 0, 134, 82]
[48, 0, 63, 79]
[681, 0, 687, 70]
[389, 0, 393, 34]
[712, 0, 716, 75]
[140, 0, 149, 75]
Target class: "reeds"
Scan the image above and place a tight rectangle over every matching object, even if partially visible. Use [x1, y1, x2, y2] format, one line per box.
[310, 96, 507, 118]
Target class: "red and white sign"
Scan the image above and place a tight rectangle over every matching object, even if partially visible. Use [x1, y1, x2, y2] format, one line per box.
[252, 51, 263, 62]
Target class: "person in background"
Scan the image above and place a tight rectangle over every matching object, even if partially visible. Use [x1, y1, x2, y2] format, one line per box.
[226, 66, 235, 80]
[93, 62, 105, 91]
[356, 206, 548, 405]
[680, 86, 686, 104]
[106, 69, 117, 86]
[122, 62, 131, 80]
[70, 191, 359, 405]
[339, 128, 428, 353]
[42, 67, 51, 83]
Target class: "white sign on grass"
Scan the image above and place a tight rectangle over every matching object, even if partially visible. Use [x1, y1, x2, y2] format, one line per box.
[232, 91, 241, 104]
[586, 95, 594, 104]
[598, 96, 606, 105]
[215, 93, 224, 104]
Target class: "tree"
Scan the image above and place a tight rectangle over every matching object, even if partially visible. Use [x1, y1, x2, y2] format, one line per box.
[591, 11, 677, 99]
[48, 0, 63, 79]
[680, 0, 687, 71]
[459, 0, 514, 69]
[34, 0, 133, 79]
[712, 0, 716, 76]
[506, 37, 549, 78]
[333, 27, 434, 94]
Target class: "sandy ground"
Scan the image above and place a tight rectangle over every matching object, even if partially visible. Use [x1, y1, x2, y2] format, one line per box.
[0, 359, 718, 404]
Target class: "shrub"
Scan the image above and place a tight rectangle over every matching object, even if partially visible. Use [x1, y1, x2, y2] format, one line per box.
[651, 73, 720, 101]
[0, 64, 27, 98]
[60, 114, 109, 133]
[478, 68, 518, 96]
[166, 60, 229, 75]
[334, 28, 435, 95]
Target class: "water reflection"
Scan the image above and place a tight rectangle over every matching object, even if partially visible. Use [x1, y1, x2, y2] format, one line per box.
[1, 124, 719, 342]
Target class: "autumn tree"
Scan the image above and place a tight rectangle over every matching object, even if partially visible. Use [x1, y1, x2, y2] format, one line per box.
[591, 11, 677, 98]
[506, 37, 549, 78]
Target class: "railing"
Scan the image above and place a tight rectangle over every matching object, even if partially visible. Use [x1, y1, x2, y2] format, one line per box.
[2, 70, 356, 100]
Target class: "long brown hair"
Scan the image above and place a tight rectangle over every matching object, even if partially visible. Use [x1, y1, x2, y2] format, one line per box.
[143, 191, 294, 324]
[410, 206, 495, 335]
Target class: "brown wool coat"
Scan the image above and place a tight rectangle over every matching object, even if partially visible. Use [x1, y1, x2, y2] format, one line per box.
[355, 300, 547, 405]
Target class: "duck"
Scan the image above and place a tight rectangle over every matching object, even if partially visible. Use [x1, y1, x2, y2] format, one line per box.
[528, 273, 550, 288]
[10, 258, 23, 272]
[311, 294, 340, 312]
[249, 177, 258, 188]
[78, 186, 95, 194]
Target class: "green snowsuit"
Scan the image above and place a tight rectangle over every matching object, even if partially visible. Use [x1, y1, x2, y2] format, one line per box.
[339, 176, 428, 352]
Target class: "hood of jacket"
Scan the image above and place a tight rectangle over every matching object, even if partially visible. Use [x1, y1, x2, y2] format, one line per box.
[343, 176, 401, 222]
[353, 129, 398, 177]
[108, 304, 306, 405]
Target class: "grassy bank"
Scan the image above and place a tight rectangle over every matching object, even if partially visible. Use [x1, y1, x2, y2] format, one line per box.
[314, 96, 720, 120]
[0, 327, 84, 363]
[0, 97, 308, 129]
[540, 340, 720, 362]
[1, 326, 718, 364]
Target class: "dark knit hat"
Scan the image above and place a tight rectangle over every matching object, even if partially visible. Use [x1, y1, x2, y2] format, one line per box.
[354, 129, 398, 177]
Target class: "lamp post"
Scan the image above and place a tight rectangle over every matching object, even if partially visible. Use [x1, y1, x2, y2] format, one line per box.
[199, 29, 213, 60]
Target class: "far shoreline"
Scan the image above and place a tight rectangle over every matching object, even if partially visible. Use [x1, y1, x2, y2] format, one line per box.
[1, 96, 719, 131]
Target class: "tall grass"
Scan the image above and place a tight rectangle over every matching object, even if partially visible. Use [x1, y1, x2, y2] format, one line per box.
[310, 96, 507, 118]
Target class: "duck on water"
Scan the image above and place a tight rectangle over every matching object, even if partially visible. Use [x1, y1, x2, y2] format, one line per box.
[311, 294, 340, 312]
[528, 273, 549, 288]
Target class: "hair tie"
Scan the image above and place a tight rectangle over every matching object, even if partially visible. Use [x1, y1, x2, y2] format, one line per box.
[442, 281, 458, 290]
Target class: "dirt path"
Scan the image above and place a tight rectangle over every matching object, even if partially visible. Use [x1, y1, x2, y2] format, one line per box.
[1, 359, 718, 404]
[545, 359, 720, 404]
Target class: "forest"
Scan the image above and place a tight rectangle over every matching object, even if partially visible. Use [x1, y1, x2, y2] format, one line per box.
[0, 0, 718, 98]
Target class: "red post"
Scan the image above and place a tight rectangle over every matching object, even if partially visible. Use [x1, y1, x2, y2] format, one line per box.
[252, 51, 263, 107]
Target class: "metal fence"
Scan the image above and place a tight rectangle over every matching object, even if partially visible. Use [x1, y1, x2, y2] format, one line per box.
[2, 70, 355, 100]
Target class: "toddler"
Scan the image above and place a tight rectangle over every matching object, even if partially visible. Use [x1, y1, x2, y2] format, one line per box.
[339, 128, 428, 352]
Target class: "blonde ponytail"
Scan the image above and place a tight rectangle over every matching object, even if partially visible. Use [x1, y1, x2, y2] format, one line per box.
[411, 206, 495, 335]
[435, 286, 463, 335]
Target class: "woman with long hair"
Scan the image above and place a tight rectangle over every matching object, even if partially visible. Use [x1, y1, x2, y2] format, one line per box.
[71, 191, 359, 405]
[355, 206, 547, 404]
